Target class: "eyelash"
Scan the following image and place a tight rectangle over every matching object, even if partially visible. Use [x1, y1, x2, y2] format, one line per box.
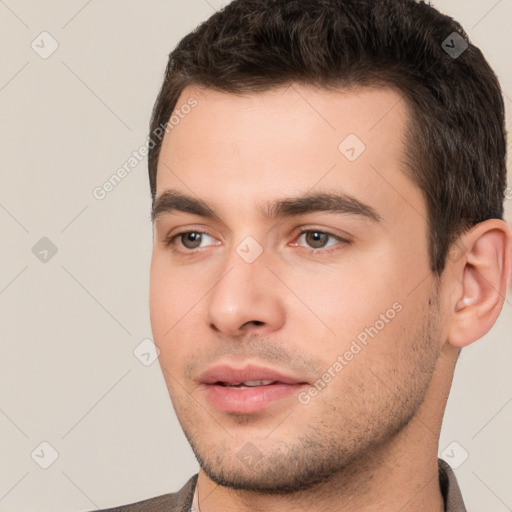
[163, 228, 350, 255]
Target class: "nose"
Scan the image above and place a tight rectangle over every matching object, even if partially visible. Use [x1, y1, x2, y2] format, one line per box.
[205, 247, 286, 338]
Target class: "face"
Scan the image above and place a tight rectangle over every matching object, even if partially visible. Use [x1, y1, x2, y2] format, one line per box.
[149, 84, 445, 492]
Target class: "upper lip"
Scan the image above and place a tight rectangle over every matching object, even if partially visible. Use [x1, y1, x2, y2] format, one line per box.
[199, 364, 308, 385]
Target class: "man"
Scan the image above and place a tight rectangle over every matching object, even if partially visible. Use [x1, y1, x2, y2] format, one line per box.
[95, 0, 511, 510]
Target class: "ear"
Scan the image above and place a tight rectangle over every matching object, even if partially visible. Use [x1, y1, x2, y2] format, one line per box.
[447, 219, 512, 348]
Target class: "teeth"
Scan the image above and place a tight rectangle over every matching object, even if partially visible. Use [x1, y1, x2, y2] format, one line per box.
[221, 380, 275, 388]
[243, 380, 274, 386]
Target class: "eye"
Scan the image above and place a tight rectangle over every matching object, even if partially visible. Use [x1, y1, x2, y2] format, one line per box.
[165, 231, 219, 251]
[163, 228, 349, 254]
[294, 229, 346, 251]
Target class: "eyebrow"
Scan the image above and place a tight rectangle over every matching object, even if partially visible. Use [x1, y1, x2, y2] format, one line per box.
[151, 189, 382, 224]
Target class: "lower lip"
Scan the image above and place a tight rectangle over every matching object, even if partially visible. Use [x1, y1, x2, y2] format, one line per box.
[202, 383, 308, 414]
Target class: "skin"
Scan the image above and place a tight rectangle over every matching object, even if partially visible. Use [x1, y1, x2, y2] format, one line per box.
[149, 83, 511, 511]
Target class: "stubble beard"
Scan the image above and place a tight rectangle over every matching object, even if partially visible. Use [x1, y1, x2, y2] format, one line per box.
[173, 294, 442, 495]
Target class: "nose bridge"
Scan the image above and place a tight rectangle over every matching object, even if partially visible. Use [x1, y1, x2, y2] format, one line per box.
[205, 236, 285, 335]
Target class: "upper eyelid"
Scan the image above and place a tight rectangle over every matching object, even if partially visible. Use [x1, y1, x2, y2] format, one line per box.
[293, 229, 344, 244]
[164, 228, 216, 243]
[165, 228, 348, 249]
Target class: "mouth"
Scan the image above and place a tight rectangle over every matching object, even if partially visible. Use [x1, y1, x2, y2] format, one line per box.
[199, 364, 309, 414]
[217, 380, 280, 388]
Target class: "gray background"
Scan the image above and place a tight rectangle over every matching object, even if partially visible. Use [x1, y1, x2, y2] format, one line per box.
[0, 1, 511, 511]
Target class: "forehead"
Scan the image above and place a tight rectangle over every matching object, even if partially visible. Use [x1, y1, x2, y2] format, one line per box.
[161, 83, 410, 158]
[155, 83, 424, 228]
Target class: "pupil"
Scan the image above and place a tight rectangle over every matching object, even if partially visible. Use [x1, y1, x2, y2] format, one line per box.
[184, 232, 201, 248]
[307, 231, 326, 248]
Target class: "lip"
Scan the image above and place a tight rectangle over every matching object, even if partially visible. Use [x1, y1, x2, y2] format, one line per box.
[200, 364, 307, 386]
[199, 363, 309, 414]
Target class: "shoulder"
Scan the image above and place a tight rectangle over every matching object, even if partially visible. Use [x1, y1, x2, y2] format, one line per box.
[89, 474, 198, 512]
[438, 459, 467, 512]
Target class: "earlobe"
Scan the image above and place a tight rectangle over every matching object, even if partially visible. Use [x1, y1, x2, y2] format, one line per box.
[447, 219, 512, 348]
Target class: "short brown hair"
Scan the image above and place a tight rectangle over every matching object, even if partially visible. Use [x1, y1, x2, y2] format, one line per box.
[148, 0, 507, 275]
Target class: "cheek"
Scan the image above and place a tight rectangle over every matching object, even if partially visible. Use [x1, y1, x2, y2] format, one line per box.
[285, 261, 402, 344]
[149, 253, 203, 331]
[149, 255, 209, 373]
[149, 263, 170, 337]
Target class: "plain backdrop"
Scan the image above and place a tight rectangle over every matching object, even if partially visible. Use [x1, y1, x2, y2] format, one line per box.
[0, 1, 511, 511]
